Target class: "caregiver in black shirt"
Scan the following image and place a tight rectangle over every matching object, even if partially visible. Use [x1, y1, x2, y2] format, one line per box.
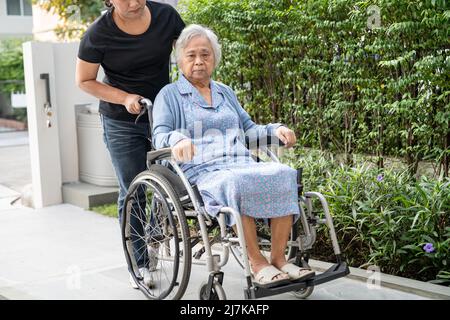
[76, 0, 185, 289]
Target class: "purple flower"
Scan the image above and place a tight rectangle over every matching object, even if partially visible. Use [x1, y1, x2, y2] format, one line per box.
[423, 243, 434, 253]
[377, 174, 384, 182]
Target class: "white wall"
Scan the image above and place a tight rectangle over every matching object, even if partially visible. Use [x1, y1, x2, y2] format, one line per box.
[0, 0, 33, 38]
[23, 41, 101, 208]
[23, 42, 62, 208]
[53, 42, 99, 183]
[31, 3, 60, 42]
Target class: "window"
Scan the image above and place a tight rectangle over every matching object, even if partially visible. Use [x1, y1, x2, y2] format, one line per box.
[6, 0, 21, 15]
[23, 0, 32, 16]
[6, 0, 32, 16]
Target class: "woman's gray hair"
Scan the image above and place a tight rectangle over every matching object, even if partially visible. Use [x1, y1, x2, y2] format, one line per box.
[175, 24, 222, 68]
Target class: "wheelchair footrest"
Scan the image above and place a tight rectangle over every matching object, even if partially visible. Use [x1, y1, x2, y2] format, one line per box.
[245, 262, 350, 299]
[312, 261, 350, 286]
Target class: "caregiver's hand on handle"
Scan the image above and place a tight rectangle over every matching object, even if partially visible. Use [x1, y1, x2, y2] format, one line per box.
[275, 126, 297, 148]
[172, 139, 197, 162]
[123, 93, 144, 114]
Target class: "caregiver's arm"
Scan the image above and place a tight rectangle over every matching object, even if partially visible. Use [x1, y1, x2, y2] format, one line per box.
[76, 58, 142, 114]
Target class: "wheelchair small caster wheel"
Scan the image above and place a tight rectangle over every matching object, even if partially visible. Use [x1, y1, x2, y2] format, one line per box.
[292, 286, 314, 299]
[198, 281, 226, 300]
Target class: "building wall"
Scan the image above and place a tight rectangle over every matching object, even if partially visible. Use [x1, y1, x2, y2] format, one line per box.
[0, 0, 33, 39]
[31, 4, 60, 42]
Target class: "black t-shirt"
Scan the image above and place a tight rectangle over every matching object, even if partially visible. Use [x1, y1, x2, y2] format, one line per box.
[78, 1, 185, 122]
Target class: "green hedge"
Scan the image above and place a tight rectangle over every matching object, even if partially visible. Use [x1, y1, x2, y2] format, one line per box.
[0, 38, 27, 94]
[180, 0, 450, 176]
[284, 149, 450, 285]
[0, 38, 29, 120]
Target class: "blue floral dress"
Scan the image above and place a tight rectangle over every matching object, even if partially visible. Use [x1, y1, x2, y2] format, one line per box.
[180, 83, 300, 226]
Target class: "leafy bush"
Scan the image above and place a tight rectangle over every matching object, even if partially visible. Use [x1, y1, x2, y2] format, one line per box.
[0, 38, 28, 93]
[180, 0, 450, 176]
[0, 38, 30, 120]
[284, 149, 450, 285]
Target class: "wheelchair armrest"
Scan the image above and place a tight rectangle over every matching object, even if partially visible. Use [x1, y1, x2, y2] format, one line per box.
[245, 135, 285, 150]
[147, 148, 172, 163]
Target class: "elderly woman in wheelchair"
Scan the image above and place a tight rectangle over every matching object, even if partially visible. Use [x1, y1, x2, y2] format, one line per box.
[153, 23, 314, 286]
[121, 24, 348, 300]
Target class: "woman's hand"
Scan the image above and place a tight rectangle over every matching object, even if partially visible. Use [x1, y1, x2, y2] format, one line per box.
[123, 94, 143, 114]
[275, 126, 297, 148]
[172, 139, 197, 162]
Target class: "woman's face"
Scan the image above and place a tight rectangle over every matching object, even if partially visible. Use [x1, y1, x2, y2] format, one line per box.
[180, 36, 215, 84]
[110, 0, 146, 19]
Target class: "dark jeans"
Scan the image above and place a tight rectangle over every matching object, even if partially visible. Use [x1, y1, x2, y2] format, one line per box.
[101, 114, 151, 268]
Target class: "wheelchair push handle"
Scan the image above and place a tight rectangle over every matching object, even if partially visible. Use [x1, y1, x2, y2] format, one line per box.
[139, 98, 152, 109]
[134, 98, 153, 124]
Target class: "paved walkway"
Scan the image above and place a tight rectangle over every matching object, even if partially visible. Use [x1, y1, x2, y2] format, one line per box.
[0, 131, 30, 192]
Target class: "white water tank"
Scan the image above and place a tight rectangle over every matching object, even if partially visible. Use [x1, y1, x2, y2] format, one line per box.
[76, 104, 118, 187]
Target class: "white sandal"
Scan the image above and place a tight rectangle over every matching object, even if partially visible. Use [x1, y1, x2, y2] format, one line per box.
[280, 263, 315, 281]
[252, 265, 290, 288]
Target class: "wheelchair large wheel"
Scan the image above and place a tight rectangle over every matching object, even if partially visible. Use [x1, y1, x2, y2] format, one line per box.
[230, 218, 299, 270]
[121, 170, 191, 300]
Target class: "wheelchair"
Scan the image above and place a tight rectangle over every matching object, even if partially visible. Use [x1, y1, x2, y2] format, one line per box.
[121, 99, 350, 300]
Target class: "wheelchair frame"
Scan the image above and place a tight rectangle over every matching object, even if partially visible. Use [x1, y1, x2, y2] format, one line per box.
[121, 99, 350, 300]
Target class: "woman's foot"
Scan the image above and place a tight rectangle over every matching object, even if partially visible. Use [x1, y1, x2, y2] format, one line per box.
[251, 264, 290, 288]
[251, 259, 289, 279]
[272, 261, 315, 281]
